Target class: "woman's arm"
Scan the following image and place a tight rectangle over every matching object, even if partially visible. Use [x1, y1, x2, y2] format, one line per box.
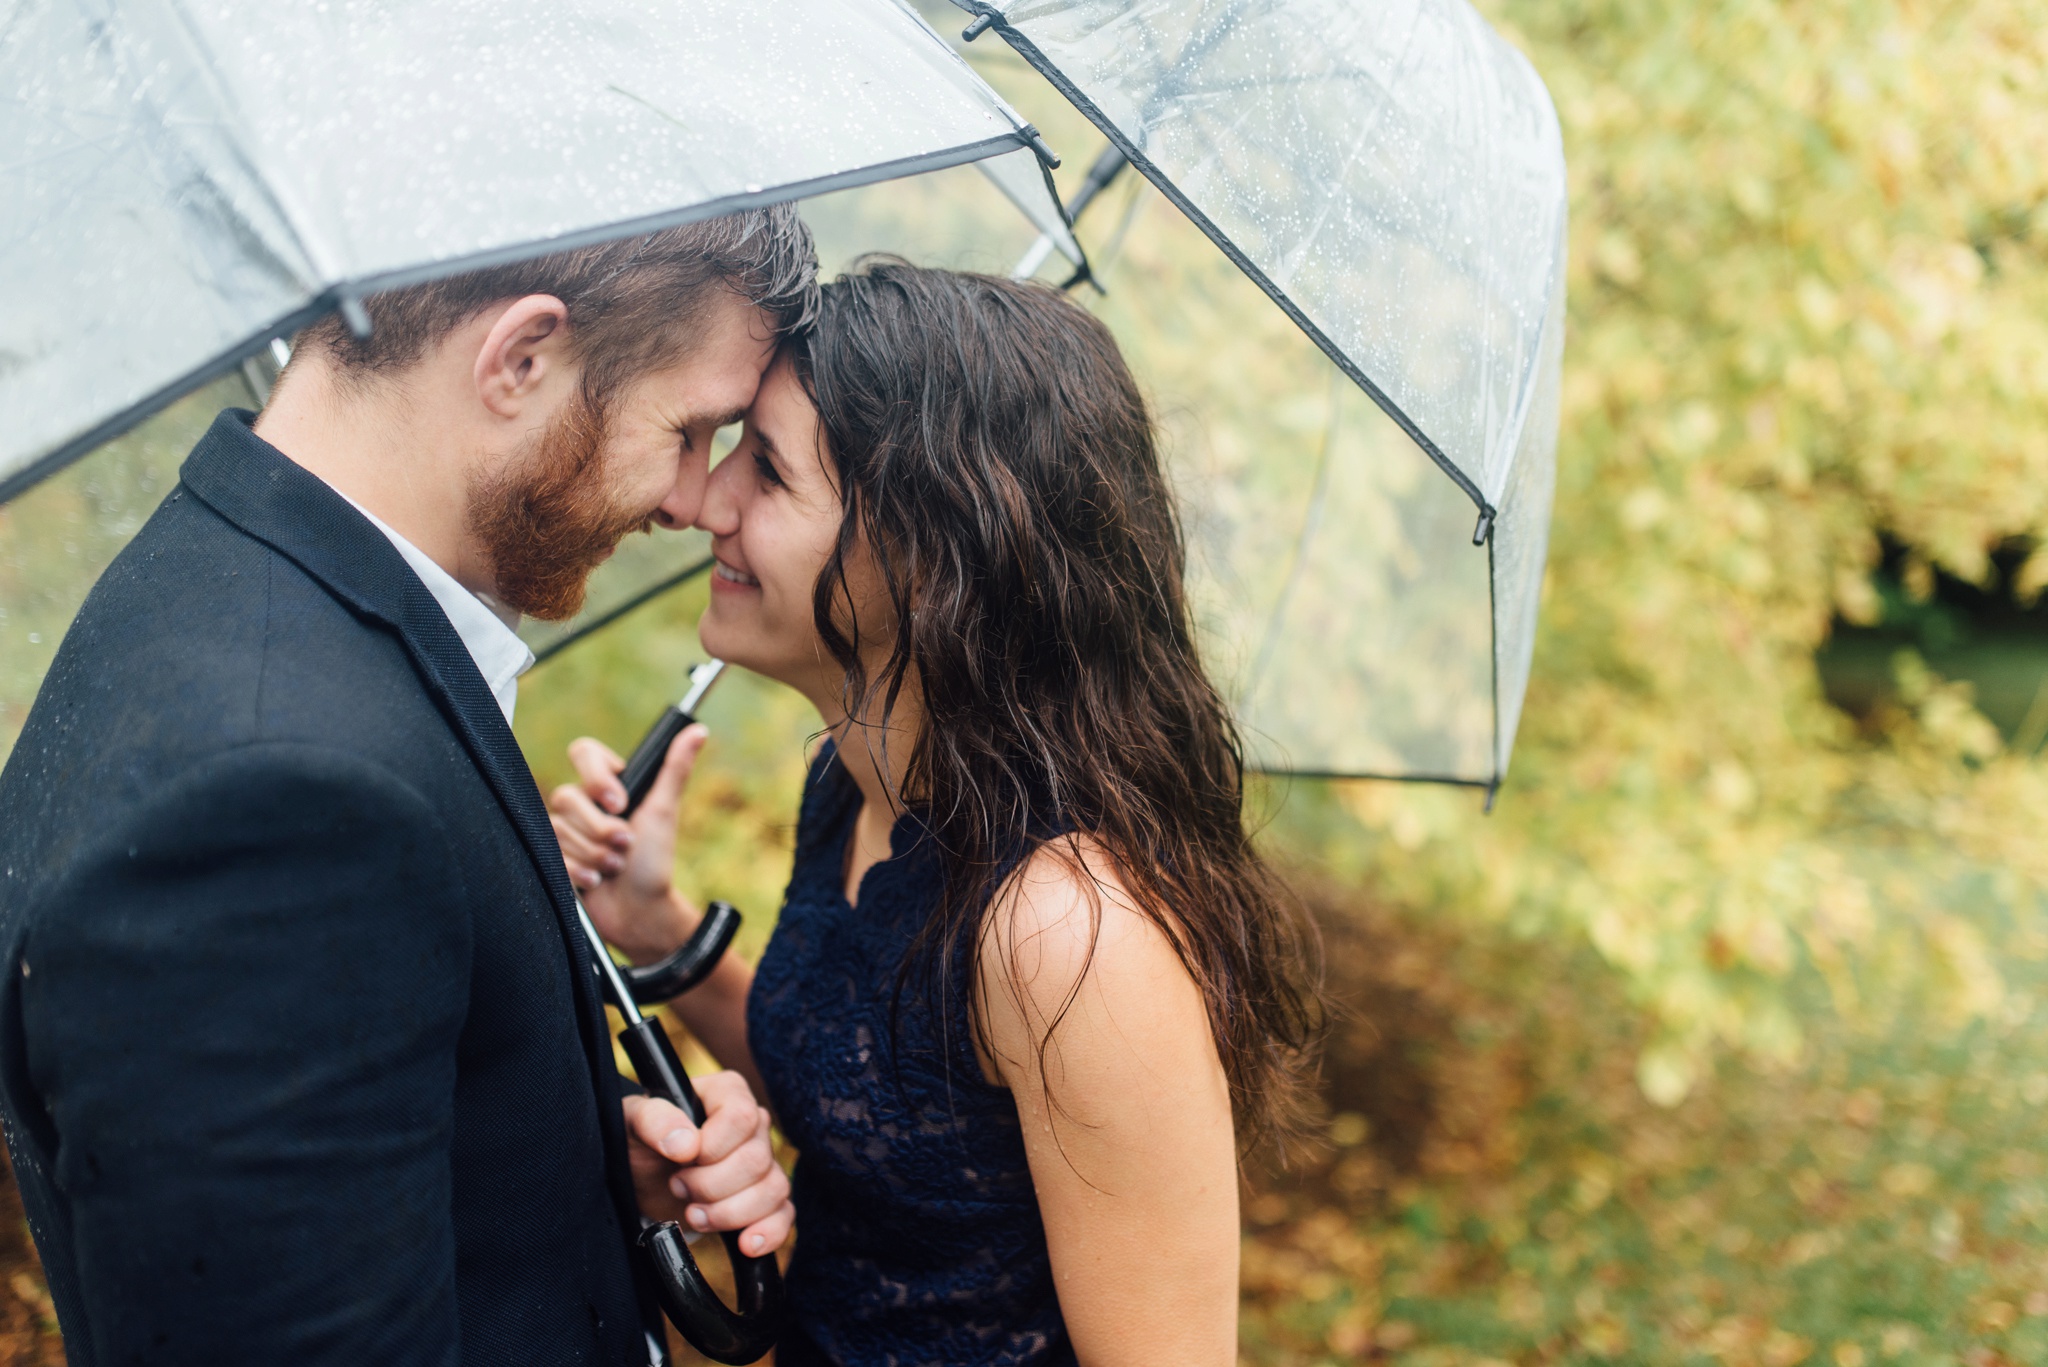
[548, 727, 762, 1098]
[977, 838, 1240, 1367]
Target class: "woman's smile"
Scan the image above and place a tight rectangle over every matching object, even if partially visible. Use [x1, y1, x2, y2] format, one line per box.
[711, 555, 760, 590]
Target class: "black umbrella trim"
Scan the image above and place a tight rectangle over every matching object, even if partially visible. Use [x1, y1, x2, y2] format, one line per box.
[0, 134, 1034, 507]
[951, 1, 1496, 525]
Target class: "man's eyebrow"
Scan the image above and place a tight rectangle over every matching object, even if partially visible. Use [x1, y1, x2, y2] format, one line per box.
[699, 407, 748, 430]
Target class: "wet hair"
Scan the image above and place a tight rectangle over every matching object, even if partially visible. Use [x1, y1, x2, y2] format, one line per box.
[297, 205, 818, 408]
[792, 259, 1320, 1149]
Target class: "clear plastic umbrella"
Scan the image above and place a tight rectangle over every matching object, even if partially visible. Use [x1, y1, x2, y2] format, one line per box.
[0, 0, 1566, 800]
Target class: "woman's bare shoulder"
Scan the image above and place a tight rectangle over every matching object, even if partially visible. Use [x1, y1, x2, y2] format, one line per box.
[978, 835, 1199, 1051]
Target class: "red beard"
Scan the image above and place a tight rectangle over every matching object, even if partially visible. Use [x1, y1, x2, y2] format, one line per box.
[466, 394, 654, 622]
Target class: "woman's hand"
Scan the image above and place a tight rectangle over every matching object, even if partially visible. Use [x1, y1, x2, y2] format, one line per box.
[624, 1073, 793, 1258]
[553, 722, 768, 1098]
[549, 726, 706, 964]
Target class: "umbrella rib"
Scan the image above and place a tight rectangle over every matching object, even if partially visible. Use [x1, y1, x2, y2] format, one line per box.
[151, 0, 339, 285]
[0, 297, 338, 505]
[527, 556, 716, 666]
[0, 130, 1031, 504]
[988, 25, 1490, 517]
[963, 4, 1491, 518]
[333, 133, 1029, 299]
[1242, 365, 1342, 705]
[1248, 765, 1495, 789]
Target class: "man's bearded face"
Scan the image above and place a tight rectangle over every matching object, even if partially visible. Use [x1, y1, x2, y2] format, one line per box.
[467, 392, 653, 621]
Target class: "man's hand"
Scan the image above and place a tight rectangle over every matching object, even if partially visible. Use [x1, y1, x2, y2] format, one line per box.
[550, 726, 705, 964]
[624, 1071, 792, 1259]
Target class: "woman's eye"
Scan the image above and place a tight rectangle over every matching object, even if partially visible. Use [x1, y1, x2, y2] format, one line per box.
[754, 451, 784, 488]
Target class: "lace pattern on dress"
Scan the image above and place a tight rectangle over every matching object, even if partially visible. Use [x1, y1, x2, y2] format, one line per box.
[747, 745, 1074, 1367]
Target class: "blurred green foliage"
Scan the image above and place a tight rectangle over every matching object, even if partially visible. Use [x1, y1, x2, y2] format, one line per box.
[0, 380, 249, 759]
[1273, 0, 2048, 1100]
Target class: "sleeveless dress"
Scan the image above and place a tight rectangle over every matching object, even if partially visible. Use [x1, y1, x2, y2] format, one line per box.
[747, 744, 1074, 1367]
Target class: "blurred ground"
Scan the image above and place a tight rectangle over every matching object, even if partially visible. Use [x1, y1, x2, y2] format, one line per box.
[3, 881, 2044, 1367]
[1241, 889, 2048, 1367]
[0, 1158, 62, 1365]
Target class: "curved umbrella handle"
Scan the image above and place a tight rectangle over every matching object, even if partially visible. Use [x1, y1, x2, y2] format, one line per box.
[616, 1009, 785, 1365]
[623, 900, 741, 1004]
[639, 1223, 783, 1365]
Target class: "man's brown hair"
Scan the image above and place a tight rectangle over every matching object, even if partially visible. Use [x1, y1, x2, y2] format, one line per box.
[297, 204, 819, 405]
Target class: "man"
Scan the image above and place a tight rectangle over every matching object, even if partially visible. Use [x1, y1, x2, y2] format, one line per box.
[0, 207, 816, 1364]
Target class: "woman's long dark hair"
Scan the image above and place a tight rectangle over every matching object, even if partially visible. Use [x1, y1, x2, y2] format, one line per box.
[792, 259, 1318, 1148]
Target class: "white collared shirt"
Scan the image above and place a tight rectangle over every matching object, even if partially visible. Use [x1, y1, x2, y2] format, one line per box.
[334, 493, 535, 725]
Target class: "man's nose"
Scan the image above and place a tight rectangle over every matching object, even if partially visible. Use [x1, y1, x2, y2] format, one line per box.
[692, 449, 742, 535]
[653, 447, 711, 529]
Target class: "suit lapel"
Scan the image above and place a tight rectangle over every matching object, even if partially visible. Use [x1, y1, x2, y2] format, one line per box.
[177, 411, 639, 1211]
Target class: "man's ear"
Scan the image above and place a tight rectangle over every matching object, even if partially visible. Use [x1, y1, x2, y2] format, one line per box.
[475, 295, 572, 418]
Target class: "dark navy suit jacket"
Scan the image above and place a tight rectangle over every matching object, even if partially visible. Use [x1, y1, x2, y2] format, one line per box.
[0, 412, 652, 1365]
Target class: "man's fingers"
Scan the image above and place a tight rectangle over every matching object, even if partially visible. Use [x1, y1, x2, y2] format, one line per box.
[738, 1201, 796, 1259]
[688, 1071, 765, 1165]
[567, 736, 630, 814]
[623, 1094, 700, 1166]
[636, 725, 708, 827]
[677, 1177, 792, 1245]
[666, 1134, 776, 1206]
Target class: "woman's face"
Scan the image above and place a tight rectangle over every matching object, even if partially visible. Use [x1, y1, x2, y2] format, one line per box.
[695, 353, 875, 710]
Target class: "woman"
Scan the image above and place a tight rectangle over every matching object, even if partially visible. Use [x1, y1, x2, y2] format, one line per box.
[552, 262, 1317, 1366]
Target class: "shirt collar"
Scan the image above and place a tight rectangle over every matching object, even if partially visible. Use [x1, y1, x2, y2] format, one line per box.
[329, 492, 535, 724]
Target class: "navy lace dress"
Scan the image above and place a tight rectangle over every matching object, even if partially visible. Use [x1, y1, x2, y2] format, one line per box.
[747, 745, 1073, 1367]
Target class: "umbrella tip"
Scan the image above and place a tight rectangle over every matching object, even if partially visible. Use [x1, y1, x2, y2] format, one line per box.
[1018, 124, 1062, 171]
[1472, 509, 1496, 546]
[337, 292, 374, 341]
[961, 11, 996, 41]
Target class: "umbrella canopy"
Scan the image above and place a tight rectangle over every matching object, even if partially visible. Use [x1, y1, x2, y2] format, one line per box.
[0, 0, 1076, 501]
[944, 0, 1568, 790]
[0, 0, 1566, 796]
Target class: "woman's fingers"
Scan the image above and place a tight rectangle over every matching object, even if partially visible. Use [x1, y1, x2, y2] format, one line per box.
[658, 1071, 787, 1245]
[634, 724, 709, 830]
[626, 1076, 767, 1172]
[551, 811, 623, 874]
[560, 854, 604, 892]
[625, 1080, 790, 1253]
[549, 780, 633, 852]
[568, 736, 630, 814]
